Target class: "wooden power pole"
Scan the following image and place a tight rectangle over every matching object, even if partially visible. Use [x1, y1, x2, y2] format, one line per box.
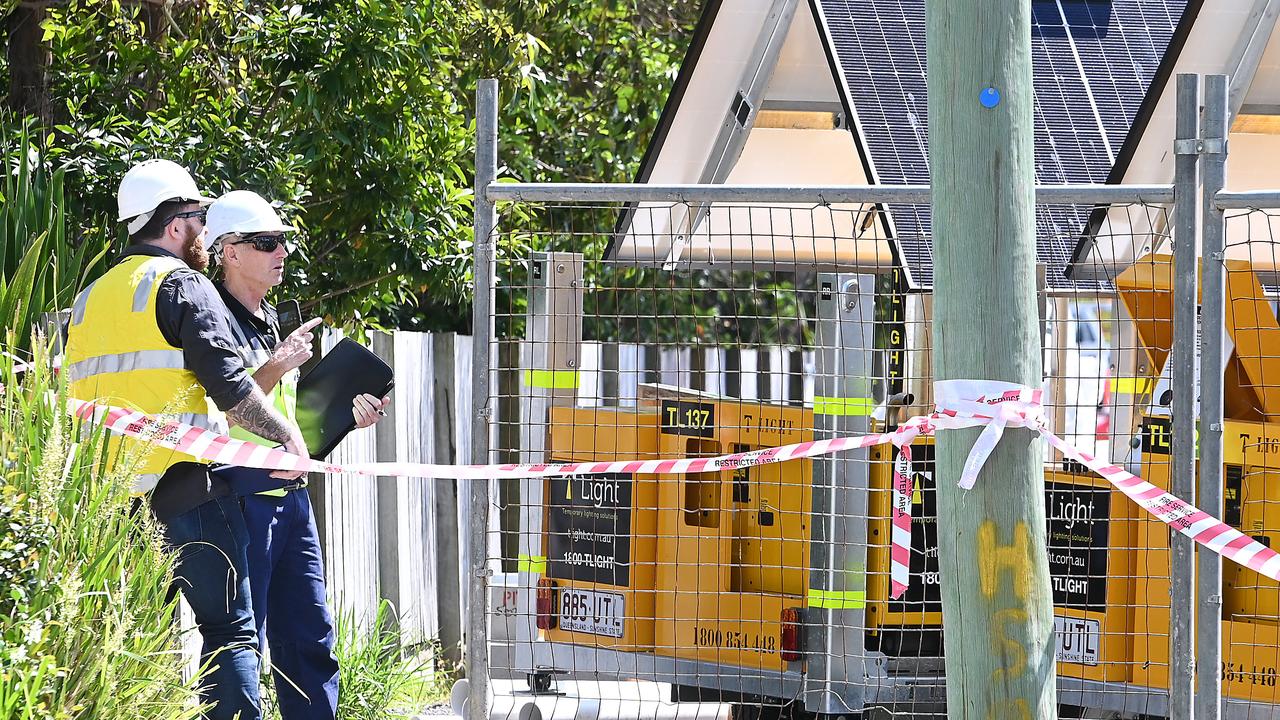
[926, 2, 1058, 718]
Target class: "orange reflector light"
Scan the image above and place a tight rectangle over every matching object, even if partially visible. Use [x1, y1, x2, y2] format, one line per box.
[536, 578, 558, 631]
[780, 607, 802, 662]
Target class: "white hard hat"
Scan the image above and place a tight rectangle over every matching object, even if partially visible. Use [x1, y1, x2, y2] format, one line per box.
[117, 159, 214, 234]
[206, 190, 297, 248]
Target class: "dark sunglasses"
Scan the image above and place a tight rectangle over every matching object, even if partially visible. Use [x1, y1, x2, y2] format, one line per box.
[231, 233, 288, 253]
[165, 208, 207, 225]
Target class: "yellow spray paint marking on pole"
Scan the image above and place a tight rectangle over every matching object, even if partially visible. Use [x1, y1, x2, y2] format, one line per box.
[977, 521, 1035, 691]
[986, 699, 1032, 720]
[806, 588, 867, 609]
[813, 396, 876, 417]
[517, 554, 547, 574]
[992, 607, 1030, 682]
[978, 520, 1033, 601]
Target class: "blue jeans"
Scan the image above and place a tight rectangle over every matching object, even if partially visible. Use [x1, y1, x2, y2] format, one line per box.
[163, 494, 261, 720]
[228, 468, 340, 720]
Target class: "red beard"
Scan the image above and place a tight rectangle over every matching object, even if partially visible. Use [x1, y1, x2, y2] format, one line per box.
[182, 229, 209, 271]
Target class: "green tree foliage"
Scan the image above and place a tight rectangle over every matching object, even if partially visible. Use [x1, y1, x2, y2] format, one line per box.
[497, 1, 697, 186]
[4, 0, 700, 333]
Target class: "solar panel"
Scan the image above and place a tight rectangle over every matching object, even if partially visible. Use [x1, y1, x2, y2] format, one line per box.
[817, 0, 1188, 289]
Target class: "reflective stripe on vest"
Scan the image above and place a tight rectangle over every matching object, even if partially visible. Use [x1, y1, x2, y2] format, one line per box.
[65, 255, 227, 488]
[71, 279, 98, 326]
[64, 348, 187, 379]
[131, 260, 174, 313]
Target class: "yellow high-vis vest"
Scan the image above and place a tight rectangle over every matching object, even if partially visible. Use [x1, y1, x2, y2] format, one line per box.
[65, 255, 228, 494]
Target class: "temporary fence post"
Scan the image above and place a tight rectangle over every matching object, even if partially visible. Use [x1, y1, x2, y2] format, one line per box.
[926, 0, 1057, 716]
[514, 251, 583, 680]
[1170, 72, 1201, 720]
[806, 273, 876, 714]
[1196, 72, 1229, 720]
[467, 77, 498, 720]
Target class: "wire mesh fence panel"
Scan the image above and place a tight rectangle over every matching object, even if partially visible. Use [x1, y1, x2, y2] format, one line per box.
[465, 196, 1247, 720]
[1204, 206, 1280, 710]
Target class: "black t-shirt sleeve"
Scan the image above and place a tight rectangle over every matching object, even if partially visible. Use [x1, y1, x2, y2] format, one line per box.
[155, 270, 256, 411]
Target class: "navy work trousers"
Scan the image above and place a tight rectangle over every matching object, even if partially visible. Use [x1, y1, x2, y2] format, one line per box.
[225, 466, 340, 720]
[162, 494, 262, 720]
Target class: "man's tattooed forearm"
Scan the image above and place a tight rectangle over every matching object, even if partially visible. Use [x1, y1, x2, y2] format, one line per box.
[226, 393, 293, 445]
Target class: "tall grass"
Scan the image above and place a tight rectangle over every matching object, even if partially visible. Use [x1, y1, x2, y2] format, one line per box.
[0, 121, 110, 355]
[336, 601, 430, 719]
[0, 341, 202, 719]
[254, 599, 437, 719]
[1, 125, 198, 718]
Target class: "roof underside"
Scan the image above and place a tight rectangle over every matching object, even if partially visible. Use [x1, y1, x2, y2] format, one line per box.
[818, 0, 1189, 289]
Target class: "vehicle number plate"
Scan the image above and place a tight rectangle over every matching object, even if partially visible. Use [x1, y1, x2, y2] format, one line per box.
[1054, 615, 1100, 666]
[559, 588, 624, 638]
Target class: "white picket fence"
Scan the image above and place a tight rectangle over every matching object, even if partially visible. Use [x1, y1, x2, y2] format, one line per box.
[313, 330, 473, 662]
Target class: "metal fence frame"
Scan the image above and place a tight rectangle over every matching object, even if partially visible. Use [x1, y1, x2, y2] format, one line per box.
[462, 74, 1237, 720]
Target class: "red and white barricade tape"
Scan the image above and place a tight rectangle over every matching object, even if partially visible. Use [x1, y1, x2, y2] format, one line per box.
[889, 446, 915, 598]
[68, 379, 1280, 597]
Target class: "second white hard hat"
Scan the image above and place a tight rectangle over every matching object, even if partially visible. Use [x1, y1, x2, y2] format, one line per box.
[117, 159, 214, 234]
[206, 190, 297, 247]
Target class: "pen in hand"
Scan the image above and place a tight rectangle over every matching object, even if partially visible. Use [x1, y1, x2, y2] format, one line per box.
[354, 394, 391, 428]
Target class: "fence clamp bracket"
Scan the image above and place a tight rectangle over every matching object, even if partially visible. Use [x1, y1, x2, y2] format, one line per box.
[1175, 137, 1227, 155]
[1174, 139, 1201, 155]
[1200, 137, 1227, 155]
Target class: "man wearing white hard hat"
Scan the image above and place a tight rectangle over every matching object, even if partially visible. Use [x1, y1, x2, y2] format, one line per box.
[207, 190, 388, 719]
[65, 161, 311, 720]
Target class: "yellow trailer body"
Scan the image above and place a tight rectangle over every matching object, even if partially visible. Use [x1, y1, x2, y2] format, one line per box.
[865, 435, 1139, 682]
[652, 398, 813, 673]
[1132, 417, 1280, 699]
[542, 407, 661, 651]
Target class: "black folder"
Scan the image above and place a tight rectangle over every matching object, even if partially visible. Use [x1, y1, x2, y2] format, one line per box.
[295, 338, 394, 460]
